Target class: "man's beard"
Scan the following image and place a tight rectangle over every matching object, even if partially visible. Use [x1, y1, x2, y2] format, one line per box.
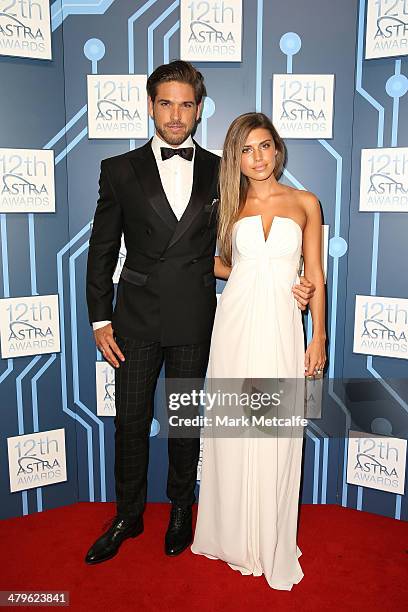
[155, 121, 195, 146]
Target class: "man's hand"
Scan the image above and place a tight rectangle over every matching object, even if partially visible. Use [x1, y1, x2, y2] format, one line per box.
[94, 323, 125, 368]
[292, 276, 316, 311]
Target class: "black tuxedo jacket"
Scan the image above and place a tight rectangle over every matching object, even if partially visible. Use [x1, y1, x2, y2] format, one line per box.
[86, 139, 220, 346]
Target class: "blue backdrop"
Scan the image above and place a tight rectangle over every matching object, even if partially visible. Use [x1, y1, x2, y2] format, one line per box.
[1, 0, 407, 521]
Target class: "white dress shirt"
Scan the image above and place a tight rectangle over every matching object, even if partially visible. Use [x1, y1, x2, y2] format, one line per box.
[93, 133, 195, 331]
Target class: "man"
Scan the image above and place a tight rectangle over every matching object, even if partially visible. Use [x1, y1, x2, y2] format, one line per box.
[85, 60, 314, 565]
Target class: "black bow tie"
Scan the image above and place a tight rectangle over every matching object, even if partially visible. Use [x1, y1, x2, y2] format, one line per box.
[161, 147, 194, 162]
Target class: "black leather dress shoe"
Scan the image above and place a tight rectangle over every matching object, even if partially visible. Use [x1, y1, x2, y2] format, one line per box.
[85, 515, 143, 564]
[165, 505, 193, 556]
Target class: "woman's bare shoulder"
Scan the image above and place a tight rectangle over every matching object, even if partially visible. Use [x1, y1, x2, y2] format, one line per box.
[290, 189, 320, 218]
[279, 184, 318, 202]
[294, 189, 319, 204]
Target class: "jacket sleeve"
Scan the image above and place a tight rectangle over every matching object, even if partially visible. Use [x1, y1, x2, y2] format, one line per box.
[86, 159, 123, 325]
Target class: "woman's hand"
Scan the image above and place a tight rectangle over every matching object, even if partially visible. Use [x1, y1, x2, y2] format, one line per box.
[304, 336, 326, 377]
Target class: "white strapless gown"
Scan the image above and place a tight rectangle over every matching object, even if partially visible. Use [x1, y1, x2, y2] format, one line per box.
[191, 215, 305, 590]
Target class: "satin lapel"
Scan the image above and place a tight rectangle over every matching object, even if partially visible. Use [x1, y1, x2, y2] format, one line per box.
[166, 144, 214, 250]
[129, 141, 178, 230]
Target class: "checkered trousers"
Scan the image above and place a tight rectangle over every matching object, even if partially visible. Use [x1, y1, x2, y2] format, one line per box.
[113, 336, 210, 519]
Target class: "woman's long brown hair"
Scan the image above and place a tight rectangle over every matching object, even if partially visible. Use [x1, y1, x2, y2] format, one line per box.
[218, 113, 286, 266]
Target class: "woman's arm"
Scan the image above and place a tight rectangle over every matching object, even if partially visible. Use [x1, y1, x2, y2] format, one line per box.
[214, 256, 231, 279]
[301, 193, 326, 376]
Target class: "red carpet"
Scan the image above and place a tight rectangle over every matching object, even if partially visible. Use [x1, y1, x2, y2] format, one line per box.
[0, 503, 407, 611]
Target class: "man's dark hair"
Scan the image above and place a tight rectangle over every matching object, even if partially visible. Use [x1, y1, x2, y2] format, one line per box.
[146, 60, 206, 104]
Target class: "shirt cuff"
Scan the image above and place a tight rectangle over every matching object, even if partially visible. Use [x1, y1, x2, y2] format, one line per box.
[92, 320, 111, 330]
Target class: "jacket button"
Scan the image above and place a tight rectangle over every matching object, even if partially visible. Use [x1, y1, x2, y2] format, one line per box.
[146, 228, 152, 235]
[159, 257, 165, 262]
[191, 258, 198, 264]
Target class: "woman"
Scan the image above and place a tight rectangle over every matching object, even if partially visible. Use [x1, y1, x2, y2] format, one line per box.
[191, 113, 326, 590]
